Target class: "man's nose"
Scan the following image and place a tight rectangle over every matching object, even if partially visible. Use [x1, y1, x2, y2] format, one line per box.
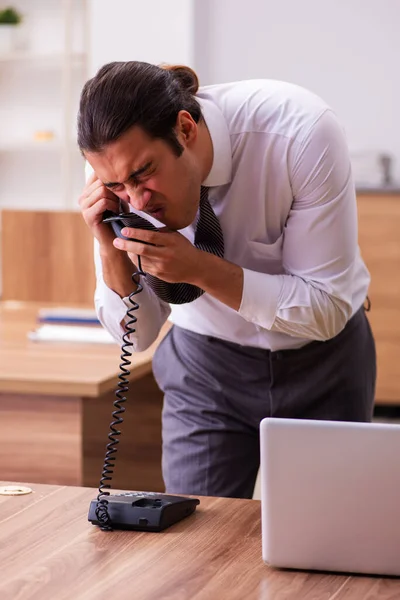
[127, 185, 151, 212]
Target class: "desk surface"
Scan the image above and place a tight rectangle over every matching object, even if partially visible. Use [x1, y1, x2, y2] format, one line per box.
[0, 482, 398, 600]
[0, 301, 168, 397]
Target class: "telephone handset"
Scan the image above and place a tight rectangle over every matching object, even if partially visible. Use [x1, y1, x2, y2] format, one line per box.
[88, 209, 200, 532]
[102, 209, 159, 244]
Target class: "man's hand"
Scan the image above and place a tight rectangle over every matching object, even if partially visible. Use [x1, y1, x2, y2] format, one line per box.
[113, 228, 202, 284]
[113, 227, 244, 310]
[78, 172, 138, 298]
[78, 171, 128, 248]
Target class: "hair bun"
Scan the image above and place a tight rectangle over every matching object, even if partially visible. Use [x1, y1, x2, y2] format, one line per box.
[161, 64, 199, 94]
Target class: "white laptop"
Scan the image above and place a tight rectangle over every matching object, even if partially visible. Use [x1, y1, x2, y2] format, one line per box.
[259, 417, 400, 576]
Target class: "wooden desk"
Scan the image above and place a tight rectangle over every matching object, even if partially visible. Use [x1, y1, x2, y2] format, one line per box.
[0, 301, 167, 491]
[0, 482, 398, 600]
[357, 194, 400, 405]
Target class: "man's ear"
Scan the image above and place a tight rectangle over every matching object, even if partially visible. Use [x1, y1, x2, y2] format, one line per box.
[176, 110, 197, 146]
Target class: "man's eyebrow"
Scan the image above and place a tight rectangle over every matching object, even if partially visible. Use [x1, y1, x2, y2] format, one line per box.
[104, 161, 153, 187]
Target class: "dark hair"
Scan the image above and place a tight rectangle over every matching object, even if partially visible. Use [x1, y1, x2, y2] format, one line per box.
[77, 61, 202, 156]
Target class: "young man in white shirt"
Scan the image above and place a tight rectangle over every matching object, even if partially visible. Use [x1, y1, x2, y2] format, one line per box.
[78, 62, 376, 499]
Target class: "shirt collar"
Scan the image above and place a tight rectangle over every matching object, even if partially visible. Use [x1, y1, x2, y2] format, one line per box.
[197, 96, 232, 187]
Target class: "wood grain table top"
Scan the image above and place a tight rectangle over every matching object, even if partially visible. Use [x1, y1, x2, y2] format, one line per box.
[0, 301, 168, 397]
[0, 481, 398, 600]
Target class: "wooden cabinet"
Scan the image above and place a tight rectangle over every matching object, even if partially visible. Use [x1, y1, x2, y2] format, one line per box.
[1, 210, 96, 304]
[357, 194, 400, 405]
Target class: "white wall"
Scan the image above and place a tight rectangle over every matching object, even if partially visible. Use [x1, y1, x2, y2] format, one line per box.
[88, 0, 195, 76]
[194, 0, 400, 182]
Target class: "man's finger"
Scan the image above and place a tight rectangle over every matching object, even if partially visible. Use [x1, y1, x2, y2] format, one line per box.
[113, 237, 163, 254]
[120, 228, 172, 245]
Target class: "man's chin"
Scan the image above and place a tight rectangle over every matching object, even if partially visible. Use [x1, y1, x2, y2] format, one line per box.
[151, 204, 198, 231]
[161, 216, 195, 232]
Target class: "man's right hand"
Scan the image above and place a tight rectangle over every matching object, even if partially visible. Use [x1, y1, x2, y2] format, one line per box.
[79, 171, 138, 298]
[78, 171, 124, 249]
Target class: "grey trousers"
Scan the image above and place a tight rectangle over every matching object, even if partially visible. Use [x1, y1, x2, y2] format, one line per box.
[152, 307, 376, 499]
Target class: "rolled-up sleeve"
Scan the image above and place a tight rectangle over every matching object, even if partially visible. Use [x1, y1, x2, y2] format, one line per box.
[239, 110, 366, 341]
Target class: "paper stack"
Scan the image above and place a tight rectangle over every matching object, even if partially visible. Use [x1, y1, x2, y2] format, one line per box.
[28, 324, 115, 344]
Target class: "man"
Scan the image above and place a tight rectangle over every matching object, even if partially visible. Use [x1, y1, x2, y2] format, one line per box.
[78, 61, 376, 499]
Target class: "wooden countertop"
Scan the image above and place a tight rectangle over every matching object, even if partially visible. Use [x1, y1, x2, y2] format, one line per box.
[0, 481, 398, 600]
[0, 301, 168, 397]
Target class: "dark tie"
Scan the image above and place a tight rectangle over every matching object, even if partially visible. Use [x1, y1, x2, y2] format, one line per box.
[116, 187, 224, 304]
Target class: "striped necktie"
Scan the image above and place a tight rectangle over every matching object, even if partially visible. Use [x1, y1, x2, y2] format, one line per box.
[115, 187, 224, 304]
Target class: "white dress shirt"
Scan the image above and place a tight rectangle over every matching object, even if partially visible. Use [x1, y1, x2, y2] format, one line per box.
[92, 78, 370, 352]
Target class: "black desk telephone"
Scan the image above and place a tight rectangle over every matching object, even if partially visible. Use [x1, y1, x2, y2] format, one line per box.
[88, 209, 200, 532]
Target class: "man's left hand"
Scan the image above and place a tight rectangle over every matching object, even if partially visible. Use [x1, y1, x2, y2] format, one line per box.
[113, 227, 202, 284]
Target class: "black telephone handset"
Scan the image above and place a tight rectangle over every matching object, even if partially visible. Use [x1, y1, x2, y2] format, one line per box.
[102, 209, 158, 244]
[88, 209, 200, 532]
